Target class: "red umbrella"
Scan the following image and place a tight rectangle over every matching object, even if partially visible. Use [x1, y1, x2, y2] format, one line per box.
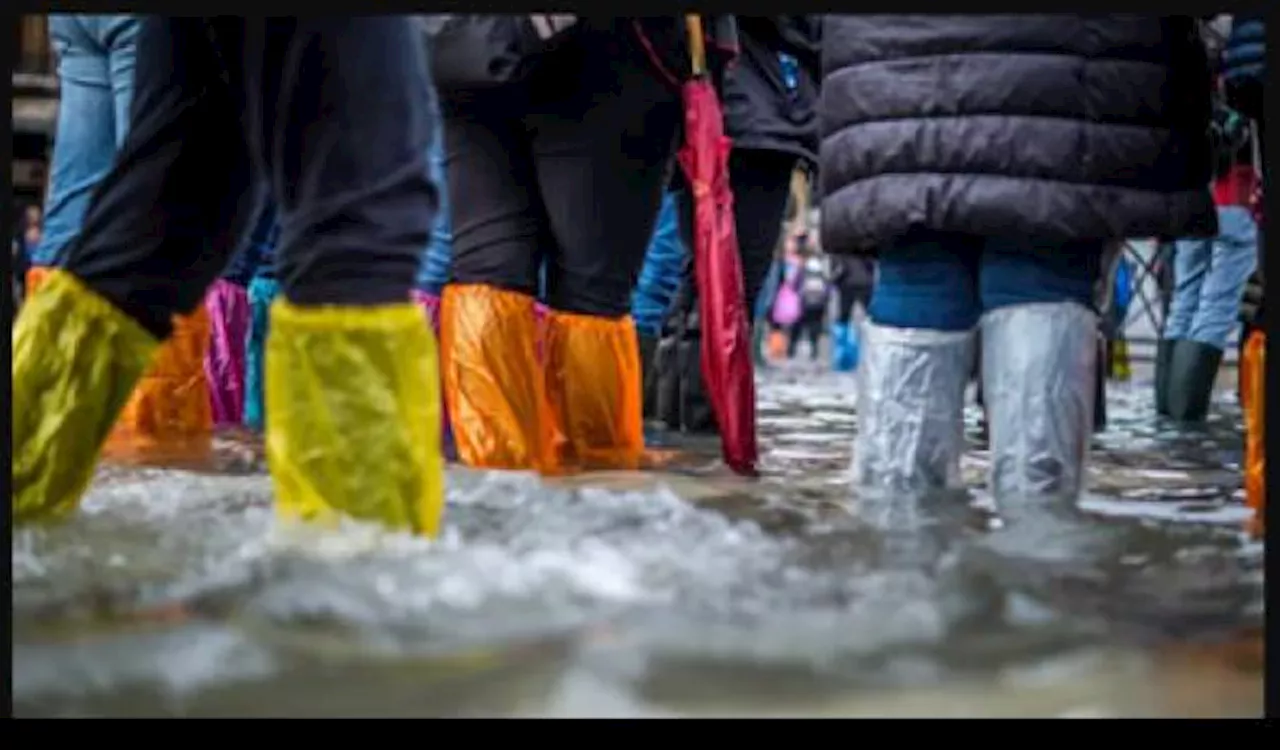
[676, 15, 759, 476]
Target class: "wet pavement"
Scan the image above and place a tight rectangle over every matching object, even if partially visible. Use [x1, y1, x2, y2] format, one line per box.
[12, 363, 1264, 717]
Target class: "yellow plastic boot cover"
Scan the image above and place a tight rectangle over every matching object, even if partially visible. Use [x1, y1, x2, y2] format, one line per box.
[104, 304, 214, 461]
[441, 284, 556, 473]
[12, 269, 159, 523]
[545, 309, 644, 471]
[265, 299, 445, 537]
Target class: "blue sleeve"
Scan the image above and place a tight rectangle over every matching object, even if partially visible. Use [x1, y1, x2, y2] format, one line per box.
[631, 191, 690, 336]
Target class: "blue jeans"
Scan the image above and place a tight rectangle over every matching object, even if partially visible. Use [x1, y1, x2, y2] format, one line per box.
[868, 233, 1102, 330]
[415, 81, 452, 296]
[631, 191, 687, 336]
[32, 15, 140, 266]
[1164, 206, 1259, 349]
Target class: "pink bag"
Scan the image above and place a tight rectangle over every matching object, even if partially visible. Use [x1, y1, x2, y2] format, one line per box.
[771, 281, 802, 327]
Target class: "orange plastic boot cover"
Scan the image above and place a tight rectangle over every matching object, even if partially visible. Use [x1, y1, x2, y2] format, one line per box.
[1242, 330, 1265, 537]
[104, 304, 214, 460]
[544, 309, 644, 472]
[25, 266, 54, 299]
[441, 284, 556, 472]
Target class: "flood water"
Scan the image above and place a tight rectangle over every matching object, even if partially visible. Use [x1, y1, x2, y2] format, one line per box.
[12, 365, 1264, 717]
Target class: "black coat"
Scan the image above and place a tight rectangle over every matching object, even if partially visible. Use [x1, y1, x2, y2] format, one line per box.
[819, 15, 1218, 256]
[721, 16, 821, 168]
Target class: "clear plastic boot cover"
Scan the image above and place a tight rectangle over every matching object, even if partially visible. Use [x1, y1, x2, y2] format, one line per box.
[852, 322, 975, 497]
[981, 302, 1098, 507]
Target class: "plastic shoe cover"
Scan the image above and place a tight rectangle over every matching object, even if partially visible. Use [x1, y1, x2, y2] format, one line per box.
[1242, 330, 1264, 537]
[411, 289, 455, 461]
[852, 322, 974, 495]
[533, 302, 550, 364]
[204, 279, 251, 427]
[545, 310, 646, 471]
[12, 269, 159, 523]
[441, 284, 555, 472]
[103, 303, 214, 461]
[25, 265, 54, 299]
[244, 276, 281, 431]
[982, 302, 1097, 506]
[832, 322, 860, 372]
[266, 299, 444, 536]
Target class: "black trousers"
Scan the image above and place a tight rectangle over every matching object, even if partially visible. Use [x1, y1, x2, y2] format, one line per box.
[62, 18, 437, 339]
[788, 305, 825, 359]
[834, 283, 871, 326]
[668, 148, 798, 322]
[443, 23, 682, 318]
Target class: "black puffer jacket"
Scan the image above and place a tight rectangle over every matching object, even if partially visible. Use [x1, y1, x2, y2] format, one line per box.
[721, 16, 821, 168]
[820, 16, 1218, 256]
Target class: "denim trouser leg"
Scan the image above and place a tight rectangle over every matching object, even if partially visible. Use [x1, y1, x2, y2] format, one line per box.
[867, 233, 982, 331]
[979, 238, 1102, 312]
[416, 81, 452, 296]
[1165, 237, 1210, 341]
[33, 15, 140, 266]
[868, 233, 1101, 331]
[1166, 206, 1258, 349]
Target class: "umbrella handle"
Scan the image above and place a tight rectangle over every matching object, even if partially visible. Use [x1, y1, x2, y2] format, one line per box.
[685, 14, 707, 76]
[790, 168, 810, 227]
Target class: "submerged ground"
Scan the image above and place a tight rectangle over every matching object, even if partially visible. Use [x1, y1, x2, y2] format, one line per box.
[12, 363, 1264, 717]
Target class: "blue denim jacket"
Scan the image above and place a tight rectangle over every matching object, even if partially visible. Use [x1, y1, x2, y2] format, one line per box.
[32, 15, 140, 266]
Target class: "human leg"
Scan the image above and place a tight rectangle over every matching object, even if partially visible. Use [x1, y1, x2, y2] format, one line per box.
[978, 238, 1102, 510]
[855, 233, 981, 494]
[438, 96, 552, 472]
[532, 25, 681, 469]
[248, 17, 444, 535]
[14, 17, 254, 522]
[1168, 206, 1259, 421]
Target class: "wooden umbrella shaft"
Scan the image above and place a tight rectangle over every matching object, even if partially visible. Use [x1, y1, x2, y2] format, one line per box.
[685, 14, 707, 76]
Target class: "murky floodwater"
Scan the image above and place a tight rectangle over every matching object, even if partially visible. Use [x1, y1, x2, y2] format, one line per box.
[12, 364, 1264, 717]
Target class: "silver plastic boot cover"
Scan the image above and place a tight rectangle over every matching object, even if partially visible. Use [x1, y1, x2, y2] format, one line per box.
[981, 302, 1098, 505]
[853, 322, 975, 496]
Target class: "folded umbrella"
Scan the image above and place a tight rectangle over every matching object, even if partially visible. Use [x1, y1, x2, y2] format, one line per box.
[675, 14, 759, 475]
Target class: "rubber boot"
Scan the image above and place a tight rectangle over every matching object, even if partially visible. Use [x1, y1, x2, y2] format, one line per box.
[676, 328, 717, 435]
[1154, 338, 1177, 417]
[852, 322, 974, 497]
[544, 310, 645, 471]
[12, 269, 159, 523]
[266, 298, 444, 536]
[638, 330, 659, 421]
[441, 284, 555, 473]
[653, 334, 681, 429]
[1165, 340, 1224, 423]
